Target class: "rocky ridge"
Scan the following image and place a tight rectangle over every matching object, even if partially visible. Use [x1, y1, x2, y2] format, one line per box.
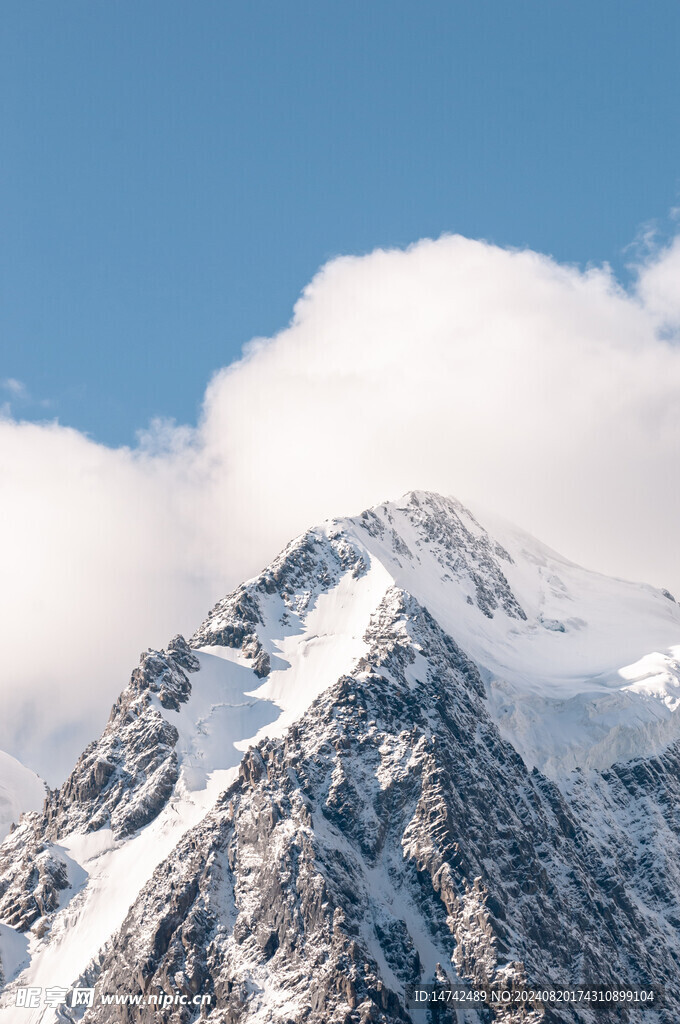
[64, 589, 680, 1024]
[0, 636, 199, 932]
[2, 492, 680, 1024]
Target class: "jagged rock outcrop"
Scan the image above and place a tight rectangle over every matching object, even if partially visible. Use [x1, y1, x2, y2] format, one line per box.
[44, 634, 199, 838]
[70, 591, 676, 1023]
[190, 528, 369, 677]
[3, 491, 680, 1024]
[0, 845, 69, 933]
[0, 636, 199, 934]
[353, 493, 527, 622]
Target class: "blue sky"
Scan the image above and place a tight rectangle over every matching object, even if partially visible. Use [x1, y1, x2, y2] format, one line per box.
[2, 0, 680, 445]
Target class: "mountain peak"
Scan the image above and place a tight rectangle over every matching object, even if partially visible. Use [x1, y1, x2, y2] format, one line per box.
[3, 490, 680, 1021]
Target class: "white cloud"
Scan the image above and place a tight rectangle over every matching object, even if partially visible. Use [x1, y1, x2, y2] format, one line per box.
[1, 378, 26, 397]
[3, 232, 680, 782]
[635, 235, 680, 329]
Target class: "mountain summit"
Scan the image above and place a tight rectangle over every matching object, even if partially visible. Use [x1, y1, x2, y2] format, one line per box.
[1, 491, 680, 1022]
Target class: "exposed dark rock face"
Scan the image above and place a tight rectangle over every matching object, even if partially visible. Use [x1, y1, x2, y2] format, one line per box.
[190, 529, 369, 674]
[0, 844, 70, 932]
[0, 637, 199, 934]
[69, 592, 677, 1023]
[4, 492, 680, 1024]
[351, 492, 527, 622]
[0, 531, 371, 951]
[45, 634, 199, 839]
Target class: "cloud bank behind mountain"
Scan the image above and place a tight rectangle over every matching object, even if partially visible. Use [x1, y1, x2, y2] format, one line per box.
[2, 232, 680, 781]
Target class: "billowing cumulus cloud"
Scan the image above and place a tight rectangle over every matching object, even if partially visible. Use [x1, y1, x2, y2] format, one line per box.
[636, 234, 680, 328]
[2, 233, 680, 782]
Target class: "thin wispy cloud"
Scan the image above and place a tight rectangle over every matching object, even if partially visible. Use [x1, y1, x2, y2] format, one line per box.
[1, 378, 27, 397]
[0, 377, 54, 416]
[2, 231, 680, 782]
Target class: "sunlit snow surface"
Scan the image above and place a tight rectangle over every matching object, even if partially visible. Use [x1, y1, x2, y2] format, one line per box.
[0, 751, 45, 843]
[341, 499, 680, 776]
[4, 492, 680, 1018]
[0, 552, 390, 1021]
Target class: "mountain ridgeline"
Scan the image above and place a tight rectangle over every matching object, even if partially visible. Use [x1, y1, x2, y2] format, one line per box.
[2, 492, 680, 1023]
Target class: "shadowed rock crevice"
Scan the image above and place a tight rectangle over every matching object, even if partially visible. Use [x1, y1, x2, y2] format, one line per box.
[4, 492, 680, 1024]
[68, 591, 680, 1023]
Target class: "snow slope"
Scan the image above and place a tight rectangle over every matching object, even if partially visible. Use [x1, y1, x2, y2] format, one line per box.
[339, 493, 680, 774]
[3, 489, 680, 1021]
[0, 751, 46, 843]
[0, 541, 391, 1021]
[189, 489, 680, 781]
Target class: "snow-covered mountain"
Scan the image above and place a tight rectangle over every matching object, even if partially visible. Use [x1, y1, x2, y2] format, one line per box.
[2, 491, 680, 1022]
